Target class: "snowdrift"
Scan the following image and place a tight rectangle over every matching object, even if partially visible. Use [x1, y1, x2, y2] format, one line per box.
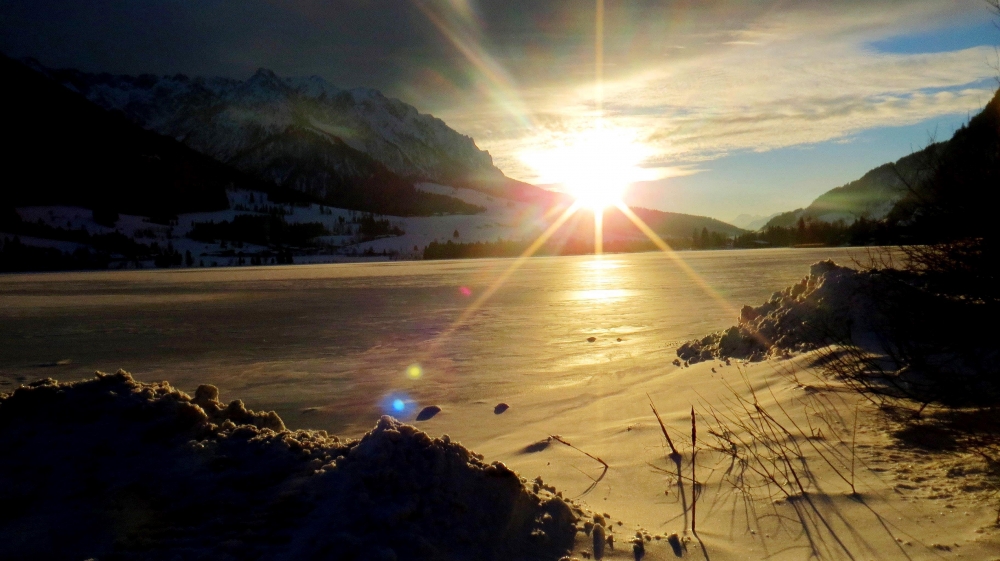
[677, 260, 868, 363]
[0, 372, 576, 560]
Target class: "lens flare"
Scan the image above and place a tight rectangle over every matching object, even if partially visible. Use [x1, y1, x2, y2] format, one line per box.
[403, 0, 760, 371]
[406, 364, 423, 380]
[382, 393, 413, 417]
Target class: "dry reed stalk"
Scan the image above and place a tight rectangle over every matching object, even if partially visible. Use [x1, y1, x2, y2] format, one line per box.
[548, 435, 609, 497]
[649, 395, 688, 534]
[850, 403, 859, 495]
[690, 407, 711, 560]
[549, 435, 608, 470]
[649, 393, 680, 460]
[691, 406, 697, 536]
[702, 367, 861, 559]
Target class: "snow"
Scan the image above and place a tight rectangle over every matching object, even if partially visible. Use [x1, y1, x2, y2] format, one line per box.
[677, 259, 867, 363]
[16, 206, 116, 236]
[0, 233, 88, 253]
[12, 182, 637, 266]
[4, 254, 999, 559]
[0, 372, 579, 560]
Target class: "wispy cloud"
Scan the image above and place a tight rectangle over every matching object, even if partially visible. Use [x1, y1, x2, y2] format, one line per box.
[436, 1, 998, 183]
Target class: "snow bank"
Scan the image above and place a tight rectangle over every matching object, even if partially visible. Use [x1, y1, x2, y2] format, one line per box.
[0, 372, 577, 560]
[677, 260, 868, 363]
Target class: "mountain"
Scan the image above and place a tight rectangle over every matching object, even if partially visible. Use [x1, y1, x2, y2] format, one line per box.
[730, 213, 781, 231]
[764, 144, 939, 229]
[621, 207, 746, 238]
[0, 54, 296, 222]
[28, 61, 556, 213]
[1, 54, 750, 270]
[887, 88, 1000, 241]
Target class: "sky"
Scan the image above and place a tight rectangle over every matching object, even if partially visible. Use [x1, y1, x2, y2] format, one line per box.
[2, 0, 998, 222]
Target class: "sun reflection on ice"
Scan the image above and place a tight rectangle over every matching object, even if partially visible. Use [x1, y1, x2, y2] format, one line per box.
[570, 257, 631, 303]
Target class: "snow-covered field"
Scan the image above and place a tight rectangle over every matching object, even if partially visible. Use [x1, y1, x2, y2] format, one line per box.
[2, 248, 998, 559]
[3, 248, 998, 559]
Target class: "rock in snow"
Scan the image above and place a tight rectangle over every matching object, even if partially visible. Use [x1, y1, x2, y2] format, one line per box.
[415, 404, 442, 421]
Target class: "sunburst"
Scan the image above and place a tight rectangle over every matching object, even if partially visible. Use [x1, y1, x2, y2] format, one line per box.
[413, 0, 742, 354]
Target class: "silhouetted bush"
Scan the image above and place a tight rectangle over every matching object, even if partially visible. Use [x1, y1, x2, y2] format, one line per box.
[819, 88, 1000, 410]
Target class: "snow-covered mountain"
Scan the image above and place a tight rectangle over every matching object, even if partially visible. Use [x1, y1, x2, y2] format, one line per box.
[29, 62, 516, 213]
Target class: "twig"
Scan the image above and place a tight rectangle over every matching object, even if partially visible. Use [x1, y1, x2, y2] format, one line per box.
[549, 435, 609, 497]
[850, 403, 859, 495]
[649, 393, 681, 460]
[549, 435, 609, 469]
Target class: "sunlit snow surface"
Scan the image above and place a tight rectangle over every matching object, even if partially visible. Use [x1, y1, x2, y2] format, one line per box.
[0, 248, 859, 436]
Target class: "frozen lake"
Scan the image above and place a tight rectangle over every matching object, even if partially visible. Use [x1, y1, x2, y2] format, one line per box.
[0, 248, 861, 436]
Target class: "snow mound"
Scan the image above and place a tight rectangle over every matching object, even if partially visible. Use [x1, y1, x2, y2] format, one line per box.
[677, 260, 868, 363]
[0, 372, 576, 560]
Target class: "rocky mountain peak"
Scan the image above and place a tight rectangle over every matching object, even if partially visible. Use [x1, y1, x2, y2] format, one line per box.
[25, 60, 513, 207]
[237, 67, 291, 102]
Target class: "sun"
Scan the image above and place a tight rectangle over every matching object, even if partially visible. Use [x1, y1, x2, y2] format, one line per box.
[520, 127, 654, 212]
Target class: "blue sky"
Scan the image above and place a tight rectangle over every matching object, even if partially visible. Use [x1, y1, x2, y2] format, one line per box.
[641, 9, 1000, 222]
[870, 16, 998, 54]
[628, 108, 991, 220]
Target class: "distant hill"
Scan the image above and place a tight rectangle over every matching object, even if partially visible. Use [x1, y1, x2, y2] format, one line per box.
[764, 144, 939, 229]
[736, 86, 999, 250]
[731, 213, 781, 231]
[621, 207, 746, 238]
[28, 61, 556, 212]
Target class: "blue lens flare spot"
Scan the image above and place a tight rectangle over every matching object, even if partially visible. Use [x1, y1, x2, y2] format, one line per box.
[381, 393, 413, 417]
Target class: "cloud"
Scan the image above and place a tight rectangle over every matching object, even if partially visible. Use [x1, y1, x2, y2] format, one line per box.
[2, 0, 995, 188]
[434, 0, 999, 182]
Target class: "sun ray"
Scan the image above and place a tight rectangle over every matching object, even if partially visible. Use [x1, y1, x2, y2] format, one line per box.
[595, 0, 604, 123]
[614, 202, 741, 318]
[409, 0, 536, 131]
[410, 0, 746, 360]
[584, 0, 608, 257]
[594, 208, 604, 255]
[426, 202, 582, 352]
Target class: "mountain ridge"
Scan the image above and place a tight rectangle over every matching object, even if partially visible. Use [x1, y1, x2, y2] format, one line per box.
[2, 55, 755, 270]
[763, 143, 939, 230]
[26, 60, 557, 208]
[0, 54, 287, 221]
